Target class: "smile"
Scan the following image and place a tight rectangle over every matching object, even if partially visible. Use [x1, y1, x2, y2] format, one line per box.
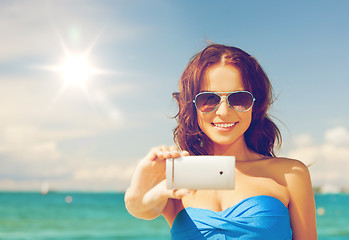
[212, 122, 237, 128]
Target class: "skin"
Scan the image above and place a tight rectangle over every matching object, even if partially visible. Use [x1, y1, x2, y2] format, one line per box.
[125, 63, 317, 239]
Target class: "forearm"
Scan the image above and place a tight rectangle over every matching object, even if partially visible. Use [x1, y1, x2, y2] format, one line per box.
[124, 184, 168, 220]
[124, 146, 189, 220]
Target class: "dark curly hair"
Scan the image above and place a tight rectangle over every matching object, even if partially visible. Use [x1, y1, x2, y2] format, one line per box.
[173, 44, 281, 157]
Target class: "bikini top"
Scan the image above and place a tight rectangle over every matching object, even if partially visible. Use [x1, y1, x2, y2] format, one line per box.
[170, 195, 292, 240]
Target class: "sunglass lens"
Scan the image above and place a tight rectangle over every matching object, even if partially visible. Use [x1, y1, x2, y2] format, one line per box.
[228, 92, 254, 112]
[195, 93, 220, 112]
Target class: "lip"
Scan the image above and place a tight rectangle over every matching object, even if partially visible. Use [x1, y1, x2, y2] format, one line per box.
[211, 122, 238, 131]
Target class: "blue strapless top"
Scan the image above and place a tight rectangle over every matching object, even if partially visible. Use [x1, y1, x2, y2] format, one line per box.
[170, 195, 292, 240]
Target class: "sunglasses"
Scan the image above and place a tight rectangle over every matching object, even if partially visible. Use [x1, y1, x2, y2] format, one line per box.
[193, 91, 256, 113]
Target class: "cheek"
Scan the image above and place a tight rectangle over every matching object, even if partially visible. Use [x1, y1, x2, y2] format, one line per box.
[242, 111, 253, 130]
[197, 111, 209, 130]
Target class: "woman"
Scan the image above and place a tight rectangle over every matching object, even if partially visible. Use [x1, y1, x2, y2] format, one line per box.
[125, 44, 317, 239]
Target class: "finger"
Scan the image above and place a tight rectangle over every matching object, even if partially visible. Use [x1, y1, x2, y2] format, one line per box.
[145, 146, 167, 162]
[161, 146, 172, 158]
[157, 145, 171, 160]
[148, 145, 171, 162]
[160, 145, 181, 160]
[169, 145, 181, 158]
[167, 189, 193, 199]
[151, 146, 186, 162]
[148, 151, 158, 161]
[158, 180, 192, 199]
[181, 150, 190, 157]
[155, 179, 190, 200]
[146, 147, 162, 162]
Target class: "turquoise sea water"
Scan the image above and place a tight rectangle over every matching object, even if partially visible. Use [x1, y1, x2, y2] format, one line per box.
[0, 192, 348, 240]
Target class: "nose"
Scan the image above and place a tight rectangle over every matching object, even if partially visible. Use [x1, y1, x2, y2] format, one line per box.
[215, 96, 232, 116]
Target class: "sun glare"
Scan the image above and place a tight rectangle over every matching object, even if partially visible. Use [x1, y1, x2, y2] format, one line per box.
[42, 48, 103, 106]
[61, 54, 90, 85]
[58, 53, 96, 88]
[42, 30, 112, 108]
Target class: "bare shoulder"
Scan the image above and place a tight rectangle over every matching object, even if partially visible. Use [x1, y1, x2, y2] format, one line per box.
[269, 157, 313, 197]
[257, 157, 312, 192]
[267, 157, 310, 178]
[267, 156, 306, 166]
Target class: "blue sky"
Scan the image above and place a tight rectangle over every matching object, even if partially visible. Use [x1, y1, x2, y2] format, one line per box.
[1, 0, 348, 191]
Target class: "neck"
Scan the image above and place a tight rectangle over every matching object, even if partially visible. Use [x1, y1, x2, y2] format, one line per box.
[213, 136, 260, 162]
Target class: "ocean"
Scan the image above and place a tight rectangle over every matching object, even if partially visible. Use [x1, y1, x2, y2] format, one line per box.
[0, 192, 348, 240]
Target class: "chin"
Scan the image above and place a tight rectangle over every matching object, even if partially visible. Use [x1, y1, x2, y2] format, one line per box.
[211, 135, 245, 148]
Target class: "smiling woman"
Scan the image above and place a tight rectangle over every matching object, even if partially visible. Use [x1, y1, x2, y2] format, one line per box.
[124, 44, 318, 240]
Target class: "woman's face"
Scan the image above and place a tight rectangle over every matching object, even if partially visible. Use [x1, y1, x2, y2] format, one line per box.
[197, 64, 252, 148]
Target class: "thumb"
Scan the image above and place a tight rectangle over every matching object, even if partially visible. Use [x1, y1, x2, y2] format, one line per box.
[160, 180, 192, 199]
[168, 188, 193, 199]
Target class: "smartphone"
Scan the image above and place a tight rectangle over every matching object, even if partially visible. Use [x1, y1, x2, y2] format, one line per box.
[166, 156, 235, 190]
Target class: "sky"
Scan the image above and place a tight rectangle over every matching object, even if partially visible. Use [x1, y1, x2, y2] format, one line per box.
[0, 0, 348, 192]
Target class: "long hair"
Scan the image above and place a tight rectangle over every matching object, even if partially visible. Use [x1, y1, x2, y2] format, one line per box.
[173, 44, 281, 157]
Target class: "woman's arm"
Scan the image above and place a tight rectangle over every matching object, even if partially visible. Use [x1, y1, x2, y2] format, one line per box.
[286, 160, 317, 240]
[124, 146, 190, 220]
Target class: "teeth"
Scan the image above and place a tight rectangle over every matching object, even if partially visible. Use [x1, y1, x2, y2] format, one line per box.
[214, 123, 236, 128]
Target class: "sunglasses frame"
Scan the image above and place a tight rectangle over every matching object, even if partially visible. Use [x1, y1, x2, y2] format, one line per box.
[193, 91, 256, 113]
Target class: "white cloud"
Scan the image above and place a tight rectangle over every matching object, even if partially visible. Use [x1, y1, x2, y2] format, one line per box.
[0, 73, 125, 130]
[286, 126, 349, 188]
[0, 1, 145, 191]
[74, 164, 136, 183]
[324, 126, 349, 146]
[71, 162, 136, 191]
[0, 160, 136, 192]
[0, 125, 60, 162]
[290, 133, 314, 147]
[0, 1, 147, 62]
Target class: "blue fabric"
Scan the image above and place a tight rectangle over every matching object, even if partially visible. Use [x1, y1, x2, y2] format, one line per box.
[170, 195, 292, 240]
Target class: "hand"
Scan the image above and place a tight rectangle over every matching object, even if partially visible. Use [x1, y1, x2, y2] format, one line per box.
[125, 145, 191, 219]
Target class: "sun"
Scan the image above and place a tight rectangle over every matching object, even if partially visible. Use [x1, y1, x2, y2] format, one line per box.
[54, 51, 99, 89]
[41, 30, 112, 107]
[44, 38, 103, 92]
[41, 47, 104, 107]
[60, 53, 91, 87]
